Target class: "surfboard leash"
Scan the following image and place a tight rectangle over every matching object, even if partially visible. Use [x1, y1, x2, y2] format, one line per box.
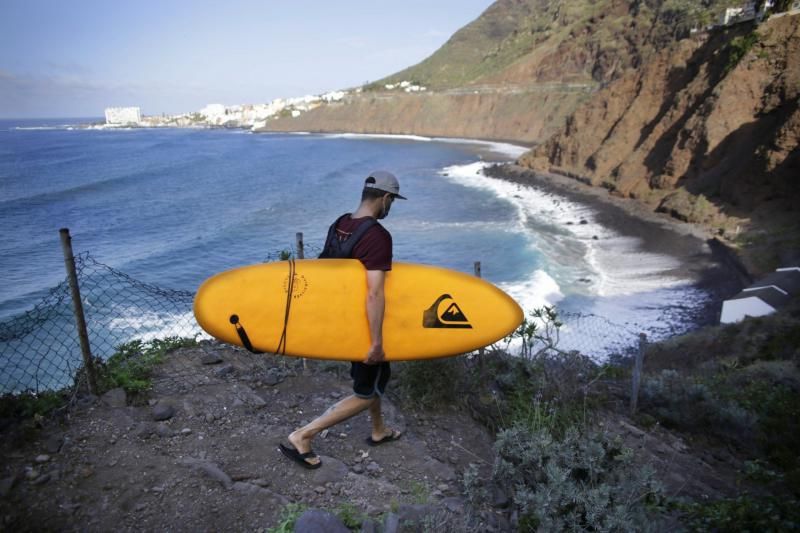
[229, 314, 263, 354]
[276, 258, 295, 355]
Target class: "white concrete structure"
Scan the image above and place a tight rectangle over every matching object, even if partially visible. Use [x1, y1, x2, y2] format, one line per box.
[720, 267, 800, 323]
[104, 107, 141, 125]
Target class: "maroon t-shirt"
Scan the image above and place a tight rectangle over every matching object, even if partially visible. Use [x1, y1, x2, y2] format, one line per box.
[335, 215, 392, 271]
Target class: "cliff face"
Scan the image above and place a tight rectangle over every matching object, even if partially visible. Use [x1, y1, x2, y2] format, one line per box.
[261, 87, 590, 143]
[262, 0, 680, 143]
[519, 15, 800, 217]
[259, 2, 798, 268]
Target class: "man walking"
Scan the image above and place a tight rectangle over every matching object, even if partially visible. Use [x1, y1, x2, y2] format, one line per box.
[279, 171, 406, 469]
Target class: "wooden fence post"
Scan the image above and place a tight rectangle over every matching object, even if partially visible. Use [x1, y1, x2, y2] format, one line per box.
[59, 228, 98, 395]
[630, 333, 646, 415]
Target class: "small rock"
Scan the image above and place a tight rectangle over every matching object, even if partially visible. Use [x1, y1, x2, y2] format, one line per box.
[361, 519, 380, 533]
[34, 454, 50, 463]
[366, 462, 381, 474]
[32, 473, 51, 486]
[155, 423, 175, 438]
[437, 483, 449, 491]
[313, 457, 349, 485]
[294, 509, 349, 533]
[200, 351, 223, 365]
[383, 512, 401, 533]
[205, 413, 216, 423]
[100, 388, 127, 408]
[134, 422, 155, 439]
[43, 435, 64, 454]
[251, 478, 270, 488]
[0, 476, 18, 498]
[263, 372, 282, 386]
[314, 486, 326, 494]
[352, 464, 364, 474]
[215, 364, 235, 378]
[151, 403, 175, 421]
[181, 428, 192, 435]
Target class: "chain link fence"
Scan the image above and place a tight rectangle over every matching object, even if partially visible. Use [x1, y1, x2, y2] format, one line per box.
[1, 236, 653, 395]
[1, 253, 200, 394]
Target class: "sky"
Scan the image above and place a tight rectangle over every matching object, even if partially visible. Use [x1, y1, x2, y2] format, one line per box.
[0, 0, 494, 119]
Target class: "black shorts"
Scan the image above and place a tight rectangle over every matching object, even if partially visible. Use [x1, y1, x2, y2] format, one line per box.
[351, 362, 391, 399]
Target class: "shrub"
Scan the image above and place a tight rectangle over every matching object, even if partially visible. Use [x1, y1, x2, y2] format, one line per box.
[681, 495, 800, 532]
[492, 425, 665, 532]
[97, 336, 197, 397]
[725, 32, 759, 74]
[0, 390, 67, 419]
[394, 356, 466, 409]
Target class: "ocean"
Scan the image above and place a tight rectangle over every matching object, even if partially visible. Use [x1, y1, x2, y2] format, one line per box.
[0, 118, 710, 378]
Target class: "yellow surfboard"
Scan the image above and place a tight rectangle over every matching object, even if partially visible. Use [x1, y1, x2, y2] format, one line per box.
[194, 259, 523, 361]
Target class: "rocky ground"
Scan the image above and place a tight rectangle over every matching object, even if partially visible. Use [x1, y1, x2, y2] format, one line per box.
[0, 343, 498, 532]
[0, 342, 754, 532]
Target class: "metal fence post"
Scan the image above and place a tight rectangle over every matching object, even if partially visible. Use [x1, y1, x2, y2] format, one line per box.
[474, 262, 485, 360]
[59, 228, 98, 394]
[630, 333, 646, 415]
[296, 232, 305, 259]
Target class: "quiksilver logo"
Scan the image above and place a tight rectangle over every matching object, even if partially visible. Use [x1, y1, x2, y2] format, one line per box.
[423, 294, 472, 329]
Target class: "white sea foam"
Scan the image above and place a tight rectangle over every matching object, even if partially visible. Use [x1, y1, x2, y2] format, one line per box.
[439, 161, 710, 358]
[106, 308, 206, 343]
[431, 137, 529, 159]
[326, 132, 433, 142]
[320, 132, 529, 159]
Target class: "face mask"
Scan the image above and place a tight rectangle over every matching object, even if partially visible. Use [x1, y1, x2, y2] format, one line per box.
[378, 196, 392, 219]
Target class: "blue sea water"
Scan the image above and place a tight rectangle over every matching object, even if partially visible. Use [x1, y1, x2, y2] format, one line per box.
[0, 118, 710, 366]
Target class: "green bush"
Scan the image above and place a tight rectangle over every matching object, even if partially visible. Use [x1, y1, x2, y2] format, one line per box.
[491, 425, 665, 532]
[0, 390, 67, 419]
[681, 495, 800, 532]
[725, 32, 759, 74]
[395, 356, 466, 409]
[97, 336, 197, 397]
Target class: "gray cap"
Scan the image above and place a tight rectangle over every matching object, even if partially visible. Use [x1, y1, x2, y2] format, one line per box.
[364, 170, 407, 199]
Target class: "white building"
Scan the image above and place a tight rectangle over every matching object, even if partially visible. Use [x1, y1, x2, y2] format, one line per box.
[720, 267, 800, 323]
[104, 107, 142, 125]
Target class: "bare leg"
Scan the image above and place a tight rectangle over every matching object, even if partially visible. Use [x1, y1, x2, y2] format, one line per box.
[288, 395, 375, 464]
[369, 396, 386, 441]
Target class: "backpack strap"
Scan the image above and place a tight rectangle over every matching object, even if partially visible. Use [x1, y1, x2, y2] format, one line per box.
[319, 213, 350, 258]
[319, 214, 378, 259]
[339, 217, 378, 258]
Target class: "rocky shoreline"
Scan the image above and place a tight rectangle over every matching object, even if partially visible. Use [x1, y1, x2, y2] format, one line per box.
[483, 163, 752, 325]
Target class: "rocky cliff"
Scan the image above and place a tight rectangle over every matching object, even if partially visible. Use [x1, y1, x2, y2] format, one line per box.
[519, 13, 799, 269]
[259, 1, 799, 270]
[261, 0, 685, 143]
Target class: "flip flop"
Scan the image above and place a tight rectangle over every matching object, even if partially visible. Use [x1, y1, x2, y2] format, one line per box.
[278, 443, 322, 469]
[366, 429, 402, 446]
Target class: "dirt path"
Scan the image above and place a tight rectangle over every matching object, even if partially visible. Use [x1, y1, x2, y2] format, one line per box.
[0, 343, 496, 531]
[0, 341, 757, 531]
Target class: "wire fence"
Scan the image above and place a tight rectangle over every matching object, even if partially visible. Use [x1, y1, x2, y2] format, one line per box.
[0, 234, 654, 395]
[0, 253, 199, 395]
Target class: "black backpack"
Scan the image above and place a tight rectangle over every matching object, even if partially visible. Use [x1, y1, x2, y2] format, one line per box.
[319, 213, 378, 259]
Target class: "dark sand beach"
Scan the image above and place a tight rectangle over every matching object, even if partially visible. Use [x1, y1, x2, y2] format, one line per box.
[484, 163, 752, 327]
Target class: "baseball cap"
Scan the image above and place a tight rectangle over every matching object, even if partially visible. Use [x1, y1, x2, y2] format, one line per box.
[364, 170, 407, 200]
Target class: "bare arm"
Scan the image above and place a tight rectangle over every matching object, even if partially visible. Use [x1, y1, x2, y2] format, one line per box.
[364, 269, 386, 364]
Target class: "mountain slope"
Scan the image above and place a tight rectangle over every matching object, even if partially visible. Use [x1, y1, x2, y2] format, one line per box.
[518, 13, 800, 270]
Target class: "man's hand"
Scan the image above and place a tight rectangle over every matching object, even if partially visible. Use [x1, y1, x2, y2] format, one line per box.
[364, 343, 385, 365]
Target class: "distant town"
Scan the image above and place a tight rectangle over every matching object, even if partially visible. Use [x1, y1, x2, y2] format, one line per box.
[101, 0, 799, 132]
